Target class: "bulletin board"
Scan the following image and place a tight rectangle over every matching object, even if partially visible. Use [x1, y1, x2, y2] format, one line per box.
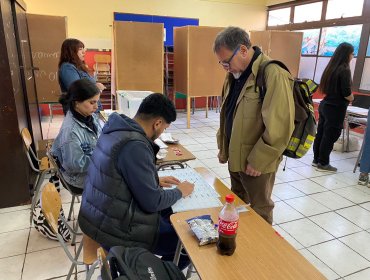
[113, 21, 164, 93]
[27, 14, 67, 103]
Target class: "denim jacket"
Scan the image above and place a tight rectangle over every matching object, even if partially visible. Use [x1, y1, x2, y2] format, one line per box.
[51, 111, 102, 188]
[58, 62, 96, 93]
[58, 62, 103, 111]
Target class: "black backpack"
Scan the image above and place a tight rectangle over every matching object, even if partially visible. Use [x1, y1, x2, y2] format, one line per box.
[105, 246, 186, 280]
[256, 60, 318, 159]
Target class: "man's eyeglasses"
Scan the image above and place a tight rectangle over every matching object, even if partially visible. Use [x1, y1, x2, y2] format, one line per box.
[219, 46, 240, 69]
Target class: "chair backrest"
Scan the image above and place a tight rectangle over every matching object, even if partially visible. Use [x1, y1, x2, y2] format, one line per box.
[98, 247, 112, 280]
[94, 54, 111, 64]
[40, 182, 61, 234]
[93, 63, 110, 72]
[83, 234, 101, 265]
[21, 128, 32, 151]
[46, 149, 76, 193]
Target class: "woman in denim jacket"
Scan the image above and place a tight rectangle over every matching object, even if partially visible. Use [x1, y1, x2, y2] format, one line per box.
[51, 79, 102, 193]
[58, 38, 104, 113]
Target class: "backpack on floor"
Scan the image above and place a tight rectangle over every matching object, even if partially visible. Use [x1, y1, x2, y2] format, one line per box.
[106, 246, 186, 280]
[256, 60, 318, 159]
[32, 175, 71, 242]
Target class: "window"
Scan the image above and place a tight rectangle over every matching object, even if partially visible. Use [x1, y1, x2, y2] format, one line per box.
[294, 2, 323, 23]
[367, 36, 370, 57]
[360, 59, 370, 90]
[268, 8, 290, 26]
[298, 57, 317, 79]
[326, 0, 364, 19]
[299, 29, 321, 55]
[318, 25, 362, 56]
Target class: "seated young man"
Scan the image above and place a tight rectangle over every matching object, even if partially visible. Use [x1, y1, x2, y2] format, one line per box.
[78, 93, 194, 269]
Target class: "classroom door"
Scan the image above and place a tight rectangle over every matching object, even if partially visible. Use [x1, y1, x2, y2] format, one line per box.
[14, 0, 42, 144]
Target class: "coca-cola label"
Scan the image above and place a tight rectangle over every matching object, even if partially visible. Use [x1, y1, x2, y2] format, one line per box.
[218, 218, 239, 235]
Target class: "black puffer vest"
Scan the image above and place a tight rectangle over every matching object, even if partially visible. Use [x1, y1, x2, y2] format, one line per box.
[78, 128, 160, 251]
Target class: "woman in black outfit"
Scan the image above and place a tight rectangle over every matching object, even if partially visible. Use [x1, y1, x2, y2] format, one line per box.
[313, 42, 354, 172]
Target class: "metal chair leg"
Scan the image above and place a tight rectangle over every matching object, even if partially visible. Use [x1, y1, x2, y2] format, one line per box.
[354, 138, 365, 173]
[67, 240, 84, 280]
[68, 195, 76, 221]
[71, 220, 79, 246]
[185, 263, 194, 279]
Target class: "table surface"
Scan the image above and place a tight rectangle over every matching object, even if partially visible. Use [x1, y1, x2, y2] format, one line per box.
[100, 111, 195, 163]
[170, 167, 326, 280]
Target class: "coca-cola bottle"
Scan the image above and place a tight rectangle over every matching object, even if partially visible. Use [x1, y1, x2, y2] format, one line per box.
[217, 194, 239, 256]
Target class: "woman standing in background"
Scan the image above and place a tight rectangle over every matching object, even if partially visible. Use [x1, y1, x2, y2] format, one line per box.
[313, 42, 354, 172]
[58, 38, 104, 113]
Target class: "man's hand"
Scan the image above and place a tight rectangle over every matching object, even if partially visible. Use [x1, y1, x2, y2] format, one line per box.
[177, 181, 194, 197]
[245, 163, 261, 177]
[159, 176, 180, 188]
[218, 151, 227, 164]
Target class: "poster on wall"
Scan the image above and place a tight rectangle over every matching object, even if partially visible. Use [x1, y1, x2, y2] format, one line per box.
[318, 24, 362, 56]
[300, 29, 320, 55]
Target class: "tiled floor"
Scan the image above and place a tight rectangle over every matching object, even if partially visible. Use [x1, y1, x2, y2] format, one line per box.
[2, 110, 370, 279]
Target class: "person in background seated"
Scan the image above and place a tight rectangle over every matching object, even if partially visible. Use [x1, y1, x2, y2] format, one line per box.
[51, 79, 102, 194]
[313, 42, 355, 172]
[58, 38, 105, 113]
[78, 93, 194, 270]
[358, 111, 370, 186]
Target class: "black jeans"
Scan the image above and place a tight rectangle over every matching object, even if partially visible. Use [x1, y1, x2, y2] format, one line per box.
[153, 207, 190, 270]
[313, 101, 346, 166]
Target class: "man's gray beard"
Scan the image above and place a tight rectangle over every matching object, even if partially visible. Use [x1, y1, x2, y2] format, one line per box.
[232, 72, 242, 79]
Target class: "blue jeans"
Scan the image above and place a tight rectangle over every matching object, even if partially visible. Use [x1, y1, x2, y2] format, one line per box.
[360, 109, 370, 174]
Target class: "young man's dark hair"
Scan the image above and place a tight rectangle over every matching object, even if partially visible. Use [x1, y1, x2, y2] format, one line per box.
[136, 93, 176, 124]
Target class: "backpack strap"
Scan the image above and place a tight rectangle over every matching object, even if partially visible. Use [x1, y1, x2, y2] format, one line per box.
[256, 60, 291, 102]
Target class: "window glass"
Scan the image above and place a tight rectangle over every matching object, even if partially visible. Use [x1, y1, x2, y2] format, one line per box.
[268, 8, 290, 26]
[326, 0, 364, 19]
[298, 56, 317, 79]
[314, 57, 356, 84]
[314, 57, 330, 83]
[299, 29, 321, 55]
[318, 25, 362, 56]
[294, 2, 323, 23]
[360, 58, 370, 90]
[367, 36, 370, 57]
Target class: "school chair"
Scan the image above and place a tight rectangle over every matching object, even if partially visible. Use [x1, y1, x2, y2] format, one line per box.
[21, 128, 55, 224]
[41, 182, 101, 280]
[98, 247, 112, 280]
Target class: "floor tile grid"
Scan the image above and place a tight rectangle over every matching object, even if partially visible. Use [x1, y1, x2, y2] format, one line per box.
[3, 110, 367, 279]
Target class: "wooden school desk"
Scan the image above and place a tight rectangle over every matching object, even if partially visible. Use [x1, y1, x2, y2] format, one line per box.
[100, 111, 195, 164]
[157, 143, 196, 164]
[170, 167, 326, 280]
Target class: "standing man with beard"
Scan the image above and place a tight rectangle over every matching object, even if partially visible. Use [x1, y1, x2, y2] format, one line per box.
[214, 27, 295, 224]
[78, 93, 194, 269]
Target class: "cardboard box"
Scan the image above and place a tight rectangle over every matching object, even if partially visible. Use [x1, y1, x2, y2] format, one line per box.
[116, 90, 154, 118]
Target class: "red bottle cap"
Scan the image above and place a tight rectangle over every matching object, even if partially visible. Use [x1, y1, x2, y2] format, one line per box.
[225, 194, 235, 203]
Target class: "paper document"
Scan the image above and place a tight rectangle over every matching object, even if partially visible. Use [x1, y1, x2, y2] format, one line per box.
[158, 167, 223, 212]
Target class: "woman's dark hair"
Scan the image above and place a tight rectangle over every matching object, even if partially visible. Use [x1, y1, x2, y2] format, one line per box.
[136, 93, 176, 124]
[58, 38, 88, 72]
[319, 42, 354, 96]
[59, 79, 100, 112]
